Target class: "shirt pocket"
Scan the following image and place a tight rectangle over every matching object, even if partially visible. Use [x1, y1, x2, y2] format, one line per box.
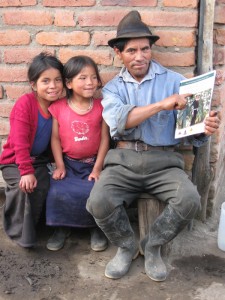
[149, 111, 171, 126]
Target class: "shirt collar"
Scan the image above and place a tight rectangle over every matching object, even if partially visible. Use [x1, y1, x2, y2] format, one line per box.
[119, 60, 167, 84]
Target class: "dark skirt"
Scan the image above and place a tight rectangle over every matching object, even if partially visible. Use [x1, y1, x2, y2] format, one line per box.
[46, 156, 96, 228]
[0, 155, 50, 247]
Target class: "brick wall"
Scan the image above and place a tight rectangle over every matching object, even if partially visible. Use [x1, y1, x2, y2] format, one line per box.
[0, 0, 224, 214]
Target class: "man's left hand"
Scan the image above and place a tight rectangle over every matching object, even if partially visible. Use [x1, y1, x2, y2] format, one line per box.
[204, 110, 220, 136]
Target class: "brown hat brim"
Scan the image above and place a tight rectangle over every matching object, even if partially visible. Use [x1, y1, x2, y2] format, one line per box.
[108, 33, 160, 48]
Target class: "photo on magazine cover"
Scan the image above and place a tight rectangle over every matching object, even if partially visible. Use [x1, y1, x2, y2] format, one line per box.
[175, 70, 216, 139]
[176, 88, 212, 132]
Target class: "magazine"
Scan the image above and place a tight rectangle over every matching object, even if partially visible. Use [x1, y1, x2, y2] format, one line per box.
[175, 70, 216, 139]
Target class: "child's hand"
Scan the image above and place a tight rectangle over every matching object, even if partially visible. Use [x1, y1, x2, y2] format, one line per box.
[19, 174, 37, 193]
[52, 167, 66, 180]
[88, 170, 100, 182]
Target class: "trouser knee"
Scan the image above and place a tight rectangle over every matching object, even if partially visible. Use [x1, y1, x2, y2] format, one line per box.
[86, 191, 115, 219]
[172, 190, 201, 220]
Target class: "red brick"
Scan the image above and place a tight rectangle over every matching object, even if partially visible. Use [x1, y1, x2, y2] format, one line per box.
[163, 0, 198, 8]
[4, 49, 54, 64]
[36, 32, 90, 46]
[79, 11, 128, 26]
[142, 11, 198, 27]
[214, 47, 225, 65]
[214, 5, 225, 24]
[54, 10, 75, 27]
[5, 85, 31, 100]
[0, 0, 36, 6]
[0, 103, 14, 118]
[152, 51, 195, 67]
[114, 55, 123, 68]
[214, 29, 225, 45]
[155, 30, 196, 47]
[59, 49, 113, 66]
[93, 31, 116, 46]
[0, 67, 27, 82]
[3, 11, 53, 25]
[101, 0, 157, 6]
[212, 84, 225, 106]
[0, 120, 10, 136]
[43, 0, 95, 6]
[101, 71, 119, 85]
[216, 0, 225, 3]
[0, 30, 30, 45]
[183, 71, 195, 78]
[215, 68, 225, 86]
[79, 10, 198, 27]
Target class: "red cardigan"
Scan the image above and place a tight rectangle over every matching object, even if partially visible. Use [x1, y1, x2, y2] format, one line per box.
[0, 93, 39, 176]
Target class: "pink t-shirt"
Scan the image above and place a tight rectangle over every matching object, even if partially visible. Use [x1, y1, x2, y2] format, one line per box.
[49, 98, 103, 159]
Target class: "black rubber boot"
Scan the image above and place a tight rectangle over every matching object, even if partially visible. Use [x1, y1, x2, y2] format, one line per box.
[90, 227, 108, 252]
[140, 205, 191, 282]
[94, 205, 139, 279]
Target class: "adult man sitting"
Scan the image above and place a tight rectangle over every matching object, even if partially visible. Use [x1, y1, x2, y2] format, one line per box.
[86, 10, 220, 281]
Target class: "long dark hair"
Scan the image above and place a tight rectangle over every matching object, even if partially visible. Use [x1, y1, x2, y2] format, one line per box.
[28, 52, 64, 84]
[63, 55, 102, 98]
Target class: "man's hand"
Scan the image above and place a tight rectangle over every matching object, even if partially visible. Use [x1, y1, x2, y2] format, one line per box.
[161, 93, 190, 111]
[204, 110, 220, 136]
[19, 174, 37, 193]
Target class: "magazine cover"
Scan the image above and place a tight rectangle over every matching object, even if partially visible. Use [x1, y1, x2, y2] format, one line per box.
[175, 70, 216, 139]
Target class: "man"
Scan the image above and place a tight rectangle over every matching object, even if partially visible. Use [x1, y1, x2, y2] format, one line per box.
[86, 11, 220, 281]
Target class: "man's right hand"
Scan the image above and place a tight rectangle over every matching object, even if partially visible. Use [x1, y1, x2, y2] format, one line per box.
[161, 93, 191, 111]
[126, 93, 191, 129]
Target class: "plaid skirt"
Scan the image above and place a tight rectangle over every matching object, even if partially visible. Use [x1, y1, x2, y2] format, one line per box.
[46, 156, 96, 228]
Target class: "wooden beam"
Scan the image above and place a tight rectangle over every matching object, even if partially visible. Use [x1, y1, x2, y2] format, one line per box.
[194, 0, 216, 221]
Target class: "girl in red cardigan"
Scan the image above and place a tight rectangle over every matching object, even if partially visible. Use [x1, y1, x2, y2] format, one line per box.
[0, 52, 64, 248]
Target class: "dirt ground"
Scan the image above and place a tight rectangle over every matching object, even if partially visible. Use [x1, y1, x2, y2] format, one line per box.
[1, 188, 225, 300]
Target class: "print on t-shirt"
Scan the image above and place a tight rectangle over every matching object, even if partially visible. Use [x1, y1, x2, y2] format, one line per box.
[71, 121, 89, 142]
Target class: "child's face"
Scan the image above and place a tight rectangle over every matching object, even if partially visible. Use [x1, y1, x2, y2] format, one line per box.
[32, 68, 63, 103]
[67, 65, 99, 99]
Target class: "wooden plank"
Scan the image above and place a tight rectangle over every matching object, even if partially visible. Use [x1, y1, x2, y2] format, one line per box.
[138, 193, 165, 241]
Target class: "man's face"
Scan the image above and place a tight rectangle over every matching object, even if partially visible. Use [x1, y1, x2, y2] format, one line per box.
[114, 38, 152, 82]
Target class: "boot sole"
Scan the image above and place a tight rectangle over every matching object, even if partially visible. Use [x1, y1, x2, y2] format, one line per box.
[46, 243, 65, 251]
[91, 243, 108, 252]
[145, 270, 167, 282]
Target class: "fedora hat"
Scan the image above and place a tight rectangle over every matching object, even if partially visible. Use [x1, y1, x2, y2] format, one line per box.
[108, 10, 160, 48]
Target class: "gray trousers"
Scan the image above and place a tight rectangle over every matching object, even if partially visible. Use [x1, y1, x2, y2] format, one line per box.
[0, 158, 50, 247]
[86, 149, 200, 221]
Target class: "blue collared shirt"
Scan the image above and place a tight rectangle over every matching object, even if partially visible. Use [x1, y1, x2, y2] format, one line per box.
[102, 60, 207, 147]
